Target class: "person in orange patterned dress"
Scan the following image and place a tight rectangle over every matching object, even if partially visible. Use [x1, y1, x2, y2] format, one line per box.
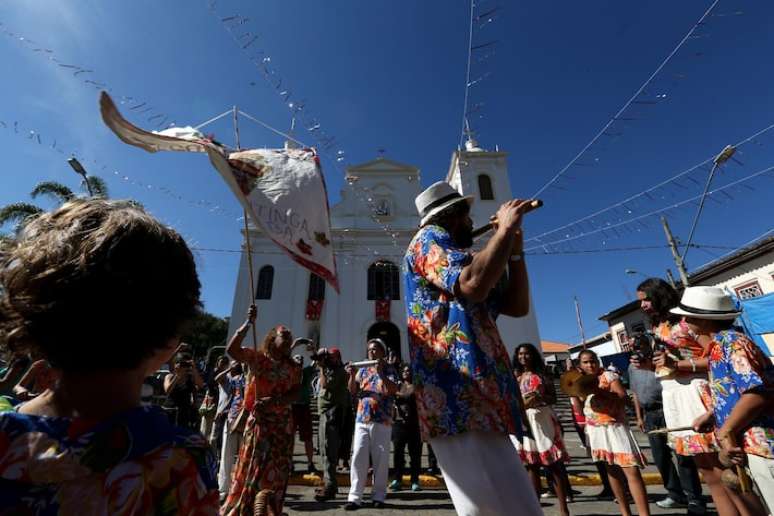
[222, 314, 302, 516]
[579, 350, 650, 516]
[0, 199, 218, 515]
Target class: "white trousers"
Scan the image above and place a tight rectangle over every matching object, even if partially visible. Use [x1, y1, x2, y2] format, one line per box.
[430, 430, 543, 516]
[348, 421, 392, 504]
[218, 425, 243, 496]
[747, 453, 774, 512]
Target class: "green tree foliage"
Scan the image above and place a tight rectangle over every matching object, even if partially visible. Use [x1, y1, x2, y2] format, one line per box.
[182, 310, 229, 359]
[30, 181, 75, 204]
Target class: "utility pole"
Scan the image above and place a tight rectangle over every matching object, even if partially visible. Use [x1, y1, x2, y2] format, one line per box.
[574, 296, 587, 349]
[661, 216, 690, 287]
[665, 268, 677, 289]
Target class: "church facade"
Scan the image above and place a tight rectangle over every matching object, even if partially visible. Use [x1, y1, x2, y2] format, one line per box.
[227, 143, 542, 362]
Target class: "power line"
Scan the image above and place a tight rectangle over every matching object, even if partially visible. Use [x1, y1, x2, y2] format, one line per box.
[530, 0, 720, 199]
[525, 163, 774, 251]
[524, 121, 774, 245]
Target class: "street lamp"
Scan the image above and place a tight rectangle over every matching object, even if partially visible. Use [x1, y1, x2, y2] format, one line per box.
[67, 157, 94, 196]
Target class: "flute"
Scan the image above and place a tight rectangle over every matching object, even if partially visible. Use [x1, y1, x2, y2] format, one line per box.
[471, 199, 543, 239]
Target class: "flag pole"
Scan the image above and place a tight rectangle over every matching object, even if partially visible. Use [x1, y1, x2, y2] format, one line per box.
[233, 106, 258, 350]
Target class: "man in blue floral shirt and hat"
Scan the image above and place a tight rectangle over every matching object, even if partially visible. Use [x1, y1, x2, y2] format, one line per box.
[403, 181, 542, 516]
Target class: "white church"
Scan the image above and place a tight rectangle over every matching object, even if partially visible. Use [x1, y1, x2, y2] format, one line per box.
[227, 140, 542, 362]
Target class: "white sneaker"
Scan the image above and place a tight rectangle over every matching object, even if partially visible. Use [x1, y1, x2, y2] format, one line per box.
[656, 496, 685, 509]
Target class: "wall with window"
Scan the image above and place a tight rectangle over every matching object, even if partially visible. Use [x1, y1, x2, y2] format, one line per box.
[694, 251, 774, 298]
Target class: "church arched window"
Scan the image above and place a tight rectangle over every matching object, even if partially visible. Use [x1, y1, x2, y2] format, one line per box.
[367, 261, 400, 300]
[478, 174, 494, 200]
[308, 273, 326, 301]
[256, 265, 274, 300]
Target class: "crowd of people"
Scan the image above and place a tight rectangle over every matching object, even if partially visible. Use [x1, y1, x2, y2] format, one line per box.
[0, 186, 772, 516]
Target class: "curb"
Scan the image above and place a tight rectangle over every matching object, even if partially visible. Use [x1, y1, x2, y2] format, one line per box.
[288, 472, 665, 488]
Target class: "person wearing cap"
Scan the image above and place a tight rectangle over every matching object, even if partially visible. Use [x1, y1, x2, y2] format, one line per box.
[314, 346, 349, 502]
[403, 181, 542, 516]
[344, 338, 399, 510]
[674, 286, 773, 513]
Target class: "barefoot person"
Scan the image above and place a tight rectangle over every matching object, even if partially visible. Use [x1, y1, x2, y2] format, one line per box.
[578, 349, 650, 516]
[0, 199, 219, 514]
[222, 316, 302, 516]
[403, 182, 542, 516]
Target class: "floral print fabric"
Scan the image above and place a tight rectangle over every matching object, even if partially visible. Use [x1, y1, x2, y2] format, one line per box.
[708, 329, 774, 459]
[222, 350, 301, 515]
[515, 372, 569, 466]
[403, 224, 523, 441]
[354, 366, 397, 425]
[583, 371, 646, 468]
[0, 406, 218, 515]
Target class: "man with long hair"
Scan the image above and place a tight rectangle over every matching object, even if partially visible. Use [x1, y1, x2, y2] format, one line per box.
[403, 181, 542, 516]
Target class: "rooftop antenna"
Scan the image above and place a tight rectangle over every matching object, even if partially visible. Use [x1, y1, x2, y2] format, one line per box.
[463, 117, 482, 151]
[285, 116, 299, 150]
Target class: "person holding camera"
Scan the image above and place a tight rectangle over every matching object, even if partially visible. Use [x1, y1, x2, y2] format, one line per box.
[164, 351, 205, 429]
[291, 354, 319, 475]
[629, 278, 705, 513]
[313, 347, 349, 502]
[344, 338, 399, 511]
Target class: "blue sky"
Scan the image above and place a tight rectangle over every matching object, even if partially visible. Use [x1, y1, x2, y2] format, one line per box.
[1, 1, 773, 343]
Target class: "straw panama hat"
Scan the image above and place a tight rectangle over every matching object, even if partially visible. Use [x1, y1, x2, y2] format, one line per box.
[415, 181, 474, 227]
[669, 286, 742, 320]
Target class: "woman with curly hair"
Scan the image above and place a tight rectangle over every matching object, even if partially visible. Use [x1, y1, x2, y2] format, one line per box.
[0, 199, 218, 515]
[511, 343, 570, 516]
[221, 311, 301, 516]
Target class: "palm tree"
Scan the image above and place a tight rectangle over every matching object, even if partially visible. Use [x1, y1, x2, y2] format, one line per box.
[83, 176, 109, 198]
[30, 181, 76, 204]
[0, 175, 110, 235]
[0, 202, 44, 233]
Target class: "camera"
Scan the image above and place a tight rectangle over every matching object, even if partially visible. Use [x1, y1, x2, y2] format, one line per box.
[630, 332, 666, 362]
[310, 348, 331, 363]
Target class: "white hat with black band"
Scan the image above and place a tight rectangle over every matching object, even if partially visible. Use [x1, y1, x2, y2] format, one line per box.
[669, 286, 742, 320]
[415, 181, 474, 227]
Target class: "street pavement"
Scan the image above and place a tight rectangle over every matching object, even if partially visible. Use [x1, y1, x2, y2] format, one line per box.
[282, 378, 717, 515]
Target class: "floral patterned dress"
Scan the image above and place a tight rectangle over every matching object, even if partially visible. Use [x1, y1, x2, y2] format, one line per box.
[659, 320, 718, 455]
[403, 225, 524, 441]
[708, 329, 774, 459]
[222, 350, 301, 516]
[512, 372, 569, 466]
[0, 406, 218, 515]
[584, 371, 646, 468]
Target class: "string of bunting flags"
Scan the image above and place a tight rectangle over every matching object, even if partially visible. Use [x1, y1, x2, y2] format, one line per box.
[0, 21, 175, 130]
[524, 163, 774, 254]
[205, 0, 410, 251]
[529, 0, 734, 198]
[459, 0, 503, 146]
[524, 121, 774, 247]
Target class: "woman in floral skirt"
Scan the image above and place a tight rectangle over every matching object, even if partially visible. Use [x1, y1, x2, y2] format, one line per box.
[512, 343, 570, 516]
[579, 350, 649, 516]
[222, 309, 301, 516]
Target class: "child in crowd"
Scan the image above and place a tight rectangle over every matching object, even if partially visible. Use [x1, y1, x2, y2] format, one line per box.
[0, 199, 218, 514]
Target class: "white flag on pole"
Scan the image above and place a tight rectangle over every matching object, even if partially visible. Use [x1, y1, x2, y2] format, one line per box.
[100, 92, 339, 292]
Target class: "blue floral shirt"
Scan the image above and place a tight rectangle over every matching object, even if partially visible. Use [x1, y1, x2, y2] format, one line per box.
[708, 329, 774, 459]
[355, 366, 397, 425]
[403, 224, 523, 440]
